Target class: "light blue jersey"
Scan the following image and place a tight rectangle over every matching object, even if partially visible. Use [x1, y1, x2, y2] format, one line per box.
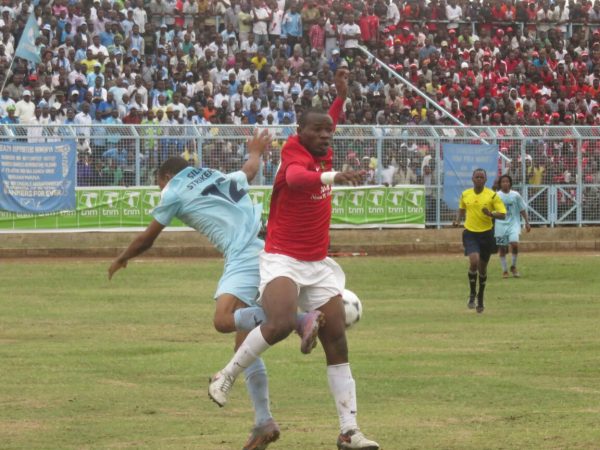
[494, 190, 526, 245]
[152, 167, 263, 304]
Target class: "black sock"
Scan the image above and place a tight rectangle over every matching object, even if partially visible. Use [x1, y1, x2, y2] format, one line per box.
[468, 271, 477, 297]
[477, 274, 487, 305]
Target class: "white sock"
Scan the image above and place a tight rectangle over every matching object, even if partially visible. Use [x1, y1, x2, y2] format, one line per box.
[327, 363, 358, 434]
[223, 326, 270, 379]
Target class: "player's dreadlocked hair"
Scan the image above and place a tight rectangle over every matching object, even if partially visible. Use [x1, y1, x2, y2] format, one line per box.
[158, 157, 190, 179]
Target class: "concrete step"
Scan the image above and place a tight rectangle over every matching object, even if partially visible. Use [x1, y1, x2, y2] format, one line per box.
[1, 228, 599, 258]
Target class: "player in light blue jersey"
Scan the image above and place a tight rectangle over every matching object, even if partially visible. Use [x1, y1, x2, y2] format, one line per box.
[107, 130, 320, 450]
[494, 175, 531, 278]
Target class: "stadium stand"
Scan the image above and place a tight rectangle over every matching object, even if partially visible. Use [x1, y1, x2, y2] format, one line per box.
[0, 0, 599, 203]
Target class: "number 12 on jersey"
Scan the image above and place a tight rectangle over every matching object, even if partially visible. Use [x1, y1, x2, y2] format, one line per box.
[201, 177, 247, 204]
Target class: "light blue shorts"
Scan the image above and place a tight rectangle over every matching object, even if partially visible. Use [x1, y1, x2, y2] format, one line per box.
[214, 241, 263, 307]
[494, 224, 521, 246]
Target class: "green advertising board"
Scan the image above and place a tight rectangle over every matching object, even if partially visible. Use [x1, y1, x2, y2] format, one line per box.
[329, 186, 425, 227]
[0, 186, 424, 231]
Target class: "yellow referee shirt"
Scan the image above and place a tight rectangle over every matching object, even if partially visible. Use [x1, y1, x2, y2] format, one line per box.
[459, 187, 507, 232]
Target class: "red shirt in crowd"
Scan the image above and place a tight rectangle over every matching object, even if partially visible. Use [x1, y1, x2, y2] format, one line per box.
[309, 23, 325, 51]
[358, 13, 379, 42]
[265, 97, 344, 261]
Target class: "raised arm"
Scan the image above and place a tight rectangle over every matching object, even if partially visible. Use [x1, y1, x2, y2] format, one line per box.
[241, 128, 272, 183]
[328, 68, 348, 130]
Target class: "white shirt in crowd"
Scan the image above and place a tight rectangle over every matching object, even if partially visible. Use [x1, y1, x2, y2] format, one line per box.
[88, 43, 109, 57]
[74, 111, 92, 137]
[387, 2, 400, 25]
[133, 6, 148, 32]
[15, 99, 36, 123]
[214, 92, 230, 109]
[240, 40, 258, 56]
[210, 66, 229, 86]
[127, 84, 148, 106]
[252, 6, 271, 35]
[341, 23, 361, 49]
[87, 86, 107, 101]
[269, 7, 284, 36]
[445, 4, 462, 27]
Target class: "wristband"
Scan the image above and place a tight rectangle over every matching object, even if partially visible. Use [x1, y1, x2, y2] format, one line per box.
[320, 171, 337, 185]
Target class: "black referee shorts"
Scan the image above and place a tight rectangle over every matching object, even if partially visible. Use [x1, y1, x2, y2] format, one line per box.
[463, 229, 497, 262]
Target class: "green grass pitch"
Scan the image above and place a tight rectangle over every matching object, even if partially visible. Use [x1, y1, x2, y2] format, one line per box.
[1, 255, 599, 449]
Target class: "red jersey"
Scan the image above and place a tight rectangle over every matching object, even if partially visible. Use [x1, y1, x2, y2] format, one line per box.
[265, 98, 344, 261]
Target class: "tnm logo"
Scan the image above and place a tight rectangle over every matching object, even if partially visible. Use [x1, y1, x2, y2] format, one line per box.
[124, 191, 140, 208]
[249, 190, 265, 205]
[348, 190, 365, 207]
[79, 192, 99, 209]
[366, 190, 385, 207]
[406, 189, 423, 206]
[101, 192, 120, 208]
[331, 190, 346, 207]
[144, 191, 162, 209]
[387, 189, 404, 206]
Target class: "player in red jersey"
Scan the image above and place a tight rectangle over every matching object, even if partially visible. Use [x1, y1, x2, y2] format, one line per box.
[208, 69, 380, 450]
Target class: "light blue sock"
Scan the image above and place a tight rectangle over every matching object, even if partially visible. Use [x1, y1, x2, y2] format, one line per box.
[512, 253, 518, 268]
[235, 308, 308, 332]
[234, 307, 267, 331]
[500, 255, 508, 272]
[244, 358, 272, 426]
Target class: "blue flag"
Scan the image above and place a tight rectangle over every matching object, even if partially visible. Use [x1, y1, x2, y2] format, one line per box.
[15, 13, 41, 64]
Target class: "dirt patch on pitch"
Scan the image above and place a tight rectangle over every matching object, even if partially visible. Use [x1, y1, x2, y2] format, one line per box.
[0, 419, 48, 436]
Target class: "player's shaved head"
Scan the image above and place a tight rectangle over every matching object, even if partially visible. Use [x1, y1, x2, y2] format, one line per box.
[298, 108, 328, 128]
[158, 157, 189, 179]
[472, 168, 487, 191]
[298, 108, 334, 157]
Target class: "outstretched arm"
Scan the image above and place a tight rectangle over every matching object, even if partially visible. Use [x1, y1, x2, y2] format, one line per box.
[108, 220, 165, 279]
[286, 164, 363, 190]
[241, 129, 272, 183]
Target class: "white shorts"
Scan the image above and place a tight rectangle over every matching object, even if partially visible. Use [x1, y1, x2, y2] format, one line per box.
[495, 223, 521, 246]
[258, 251, 346, 312]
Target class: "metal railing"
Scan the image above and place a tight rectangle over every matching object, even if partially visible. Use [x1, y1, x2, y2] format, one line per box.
[1, 124, 599, 227]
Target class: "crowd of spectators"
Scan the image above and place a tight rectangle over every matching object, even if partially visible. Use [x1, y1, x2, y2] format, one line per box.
[1, 0, 600, 194]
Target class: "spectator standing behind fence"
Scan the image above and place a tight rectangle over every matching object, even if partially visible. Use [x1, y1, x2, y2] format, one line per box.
[453, 169, 506, 314]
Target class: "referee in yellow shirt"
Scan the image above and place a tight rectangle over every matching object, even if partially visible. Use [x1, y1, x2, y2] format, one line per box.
[453, 169, 506, 313]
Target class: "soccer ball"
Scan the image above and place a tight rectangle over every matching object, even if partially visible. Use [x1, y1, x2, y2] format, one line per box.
[342, 289, 363, 328]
